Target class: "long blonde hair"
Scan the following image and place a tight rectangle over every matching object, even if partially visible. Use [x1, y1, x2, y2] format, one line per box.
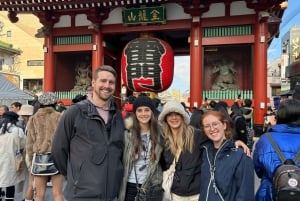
[162, 115, 194, 156]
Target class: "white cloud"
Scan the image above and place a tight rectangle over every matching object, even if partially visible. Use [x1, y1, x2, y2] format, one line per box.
[168, 56, 190, 92]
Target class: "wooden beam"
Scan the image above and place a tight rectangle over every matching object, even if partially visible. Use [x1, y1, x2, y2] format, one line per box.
[53, 44, 93, 52]
[101, 19, 191, 34]
[202, 35, 255, 45]
[201, 15, 256, 27]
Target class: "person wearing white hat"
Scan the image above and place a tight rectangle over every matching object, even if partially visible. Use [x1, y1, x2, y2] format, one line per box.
[18, 104, 34, 129]
[158, 100, 249, 201]
[158, 100, 204, 201]
[17, 104, 35, 201]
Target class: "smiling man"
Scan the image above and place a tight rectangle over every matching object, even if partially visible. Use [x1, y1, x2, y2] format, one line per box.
[52, 65, 125, 201]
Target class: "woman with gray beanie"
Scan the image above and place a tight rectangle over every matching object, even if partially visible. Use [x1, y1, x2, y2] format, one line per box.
[159, 100, 206, 201]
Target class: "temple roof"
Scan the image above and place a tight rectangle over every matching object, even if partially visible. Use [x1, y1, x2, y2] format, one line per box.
[0, 0, 173, 12]
[0, 0, 286, 13]
[0, 0, 286, 46]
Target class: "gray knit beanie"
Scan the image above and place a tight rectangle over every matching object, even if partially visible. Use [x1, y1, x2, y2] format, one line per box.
[38, 92, 58, 106]
[158, 100, 190, 125]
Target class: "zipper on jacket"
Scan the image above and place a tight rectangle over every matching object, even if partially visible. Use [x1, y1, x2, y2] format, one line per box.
[90, 115, 109, 199]
[204, 141, 228, 201]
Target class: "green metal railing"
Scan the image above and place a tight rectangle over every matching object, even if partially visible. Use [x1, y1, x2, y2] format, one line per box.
[55, 91, 86, 99]
[55, 90, 253, 101]
[54, 35, 92, 45]
[203, 25, 253, 37]
[202, 90, 253, 100]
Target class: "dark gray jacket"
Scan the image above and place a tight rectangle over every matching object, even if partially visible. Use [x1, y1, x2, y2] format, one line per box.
[52, 99, 124, 201]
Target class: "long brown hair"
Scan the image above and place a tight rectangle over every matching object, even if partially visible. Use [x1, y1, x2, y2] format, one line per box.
[162, 114, 194, 156]
[131, 113, 159, 162]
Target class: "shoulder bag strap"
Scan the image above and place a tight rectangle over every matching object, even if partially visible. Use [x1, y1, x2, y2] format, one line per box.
[175, 147, 181, 161]
[16, 127, 21, 153]
[265, 132, 286, 163]
[131, 132, 142, 192]
[133, 163, 141, 191]
[172, 147, 182, 170]
[293, 149, 300, 164]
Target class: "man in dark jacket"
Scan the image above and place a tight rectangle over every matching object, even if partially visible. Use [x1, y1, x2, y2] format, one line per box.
[230, 102, 248, 145]
[52, 65, 124, 201]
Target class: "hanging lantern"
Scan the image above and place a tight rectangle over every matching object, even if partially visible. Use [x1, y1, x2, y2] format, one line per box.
[121, 36, 174, 92]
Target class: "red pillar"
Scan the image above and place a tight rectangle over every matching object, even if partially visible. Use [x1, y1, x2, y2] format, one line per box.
[43, 35, 55, 92]
[92, 32, 104, 73]
[190, 18, 202, 109]
[253, 20, 268, 127]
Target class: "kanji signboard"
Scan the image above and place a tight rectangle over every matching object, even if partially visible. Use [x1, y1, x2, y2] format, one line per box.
[123, 6, 166, 25]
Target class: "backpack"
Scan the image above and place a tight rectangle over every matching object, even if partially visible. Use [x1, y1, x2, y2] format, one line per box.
[233, 115, 253, 149]
[266, 133, 300, 201]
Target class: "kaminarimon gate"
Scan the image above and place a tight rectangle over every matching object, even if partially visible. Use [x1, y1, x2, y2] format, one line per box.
[0, 0, 287, 135]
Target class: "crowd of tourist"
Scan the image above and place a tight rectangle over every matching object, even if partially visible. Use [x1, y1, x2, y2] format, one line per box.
[1, 65, 300, 201]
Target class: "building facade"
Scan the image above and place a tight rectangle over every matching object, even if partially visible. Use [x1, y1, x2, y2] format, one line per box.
[0, 12, 44, 95]
[0, 0, 287, 134]
[282, 26, 300, 91]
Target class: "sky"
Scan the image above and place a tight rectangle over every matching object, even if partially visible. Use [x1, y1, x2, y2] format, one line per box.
[268, 0, 300, 62]
[168, 0, 300, 93]
[168, 55, 190, 93]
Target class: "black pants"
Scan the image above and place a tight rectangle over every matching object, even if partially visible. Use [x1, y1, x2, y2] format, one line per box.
[0, 186, 15, 200]
[125, 182, 139, 201]
[124, 182, 163, 201]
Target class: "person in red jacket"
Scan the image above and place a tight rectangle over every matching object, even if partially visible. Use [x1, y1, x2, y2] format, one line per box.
[122, 95, 136, 119]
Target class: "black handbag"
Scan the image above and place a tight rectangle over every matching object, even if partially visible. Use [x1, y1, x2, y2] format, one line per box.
[135, 186, 163, 201]
[133, 164, 163, 201]
[135, 189, 147, 201]
[31, 153, 59, 176]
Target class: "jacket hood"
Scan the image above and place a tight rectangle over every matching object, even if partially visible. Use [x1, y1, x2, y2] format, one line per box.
[124, 116, 133, 130]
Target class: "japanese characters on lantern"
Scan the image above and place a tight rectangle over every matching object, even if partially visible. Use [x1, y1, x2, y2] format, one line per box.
[121, 37, 174, 92]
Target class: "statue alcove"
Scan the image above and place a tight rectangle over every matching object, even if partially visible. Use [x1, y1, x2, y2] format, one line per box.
[55, 51, 92, 91]
[203, 45, 253, 91]
[71, 61, 92, 91]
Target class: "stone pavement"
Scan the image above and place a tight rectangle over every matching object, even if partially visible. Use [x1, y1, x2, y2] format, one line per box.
[14, 182, 56, 201]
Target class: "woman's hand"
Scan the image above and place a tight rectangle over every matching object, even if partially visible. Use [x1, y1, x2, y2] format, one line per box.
[269, 115, 276, 125]
[235, 140, 251, 156]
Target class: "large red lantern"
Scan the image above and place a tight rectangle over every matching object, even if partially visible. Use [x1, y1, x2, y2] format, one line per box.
[121, 36, 174, 92]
